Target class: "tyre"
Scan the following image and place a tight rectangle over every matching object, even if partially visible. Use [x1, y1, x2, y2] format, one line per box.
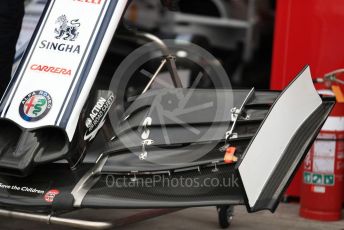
[217, 205, 234, 229]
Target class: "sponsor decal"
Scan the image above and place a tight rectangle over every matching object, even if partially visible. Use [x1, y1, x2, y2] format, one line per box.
[44, 189, 60, 203]
[39, 40, 81, 54]
[37, 15, 81, 54]
[55, 15, 80, 41]
[84, 94, 115, 141]
[30, 64, 72, 76]
[19, 91, 53, 122]
[0, 183, 44, 195]
[74, 0, 103, 4]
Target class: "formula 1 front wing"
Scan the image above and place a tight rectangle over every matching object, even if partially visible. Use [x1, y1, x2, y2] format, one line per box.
[0, 66, 333, 214]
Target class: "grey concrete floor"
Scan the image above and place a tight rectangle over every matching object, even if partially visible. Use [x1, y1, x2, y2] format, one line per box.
[0, 204, 343, 230]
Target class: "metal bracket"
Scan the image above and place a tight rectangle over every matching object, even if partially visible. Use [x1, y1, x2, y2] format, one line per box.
[131, 171, 138, 182]
[72, 153, 109, 207]
[225, 88, 255, 144]
[140, 139, 154, 160]
[212, 161, 220, 173]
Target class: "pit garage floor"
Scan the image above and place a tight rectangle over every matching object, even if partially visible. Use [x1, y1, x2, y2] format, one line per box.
[0, 204, 343, 230]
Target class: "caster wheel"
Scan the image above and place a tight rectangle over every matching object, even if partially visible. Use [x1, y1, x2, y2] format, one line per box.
[217, 205, 234, 229]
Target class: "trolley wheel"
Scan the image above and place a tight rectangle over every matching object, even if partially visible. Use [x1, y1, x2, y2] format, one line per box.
[217, 205, 234, 229]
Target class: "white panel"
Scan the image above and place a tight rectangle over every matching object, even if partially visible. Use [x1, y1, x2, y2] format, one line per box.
[239, 67, 322, 208]
[3, 0, 124, 140]
[322, 116, 344, 131]
[65, 0, 129, 139]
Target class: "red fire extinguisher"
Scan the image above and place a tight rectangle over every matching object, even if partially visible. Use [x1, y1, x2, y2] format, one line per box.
[300, 69, 344, 221]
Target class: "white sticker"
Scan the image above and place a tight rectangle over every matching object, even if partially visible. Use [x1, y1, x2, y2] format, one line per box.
[313, 133, 336, 173]
[312, 186, 326, 193]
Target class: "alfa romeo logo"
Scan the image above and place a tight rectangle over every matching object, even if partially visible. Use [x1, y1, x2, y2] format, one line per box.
[19, 90, 52, 122]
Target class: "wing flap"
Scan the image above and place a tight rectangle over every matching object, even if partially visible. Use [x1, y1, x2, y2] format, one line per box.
[237, 66, 335, 212]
